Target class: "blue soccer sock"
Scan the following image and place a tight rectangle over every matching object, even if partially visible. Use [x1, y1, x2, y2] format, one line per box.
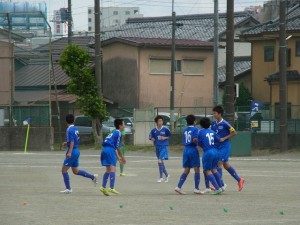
[226, 166, 241, 182]
[162, 163, 168, 177]
[194, 172, 200, 190]
[208, 174, 220, 190]
[213, 171, 223, 188]
[102, 172, 110, 188]
[158, 163, 163, 178]
[204, 172, 210, 189]
[77, 170, 94, 180]
[217, 167, 225, 186]
[109, 172, 116, 189]
[177, 173, 188, 189]
[62, 172, 71, 190]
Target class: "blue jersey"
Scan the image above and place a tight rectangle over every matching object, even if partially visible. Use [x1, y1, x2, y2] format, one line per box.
[102, 130, 122, 149]
[211, 119, 235, 148]
[66, 125, 80, 148]
[182, 126, 199, 147]
[149, 126, 171, 146]
[198, 128, 219, 151]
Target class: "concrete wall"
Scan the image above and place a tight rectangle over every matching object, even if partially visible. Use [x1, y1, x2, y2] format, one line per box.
[0, 127, 54, 151]
[252, 133, 300, 149]
[103, 43, 139, 108]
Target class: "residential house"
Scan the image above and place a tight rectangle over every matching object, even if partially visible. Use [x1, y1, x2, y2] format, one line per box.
[241, 4, 300, 114]
[102, 37, 214, 109]
[218, 56, 252, 99]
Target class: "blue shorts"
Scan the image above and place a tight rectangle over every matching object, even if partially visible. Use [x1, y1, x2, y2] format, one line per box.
[155, 146, 168, 160]
[182, 146, 200, 168]
[217, 141, 231, 162]
[101, 146, 117, 166]
[63, 148, 80, 167]
[202, 148, 218, 171]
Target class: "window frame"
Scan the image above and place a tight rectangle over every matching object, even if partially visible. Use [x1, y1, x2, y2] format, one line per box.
[264, 46, 275, 62]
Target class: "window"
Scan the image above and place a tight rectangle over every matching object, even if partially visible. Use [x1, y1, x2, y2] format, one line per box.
[125, 11, 130, 15]
[296, 41, 300, 56]
[182, 59, 204, 75]
[264, 46, 274, 62]
[88, 26, 92, 31]
[175, 60, 182, 72]
[286, 48, 291, 67]
[88, 18, 92, 22]
[88, 9, 92, 14]
[149, 59, 171, 74]
[113, 11, 118, 15]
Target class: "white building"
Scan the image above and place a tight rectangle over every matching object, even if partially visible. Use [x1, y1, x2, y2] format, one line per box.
[87, 7, 143, 32]
[52, 9, 67, 37]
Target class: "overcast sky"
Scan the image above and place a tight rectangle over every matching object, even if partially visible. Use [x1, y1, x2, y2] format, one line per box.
[12, 0, 267, 31]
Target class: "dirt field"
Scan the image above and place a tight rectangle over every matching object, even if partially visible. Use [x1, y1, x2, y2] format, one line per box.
[1, 149, 300, 225]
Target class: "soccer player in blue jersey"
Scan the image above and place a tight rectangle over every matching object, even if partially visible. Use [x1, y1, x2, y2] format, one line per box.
[100, 118, 126, 196]
[60, 114, 98, 194]
[198, 117, 224, 195]
[211, 106, 245, 191]
[175, 114, 203, 195]
[149, 115, 171, 183]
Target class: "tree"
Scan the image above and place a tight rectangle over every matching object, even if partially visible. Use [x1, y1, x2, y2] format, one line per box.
[235, 82, 252, 110]
[60, 44, 108, 145]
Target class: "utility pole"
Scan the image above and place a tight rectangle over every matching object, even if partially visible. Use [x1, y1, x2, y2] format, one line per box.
[95, 0, 102, 95]
[279, 0, 287, 151]
[225, 0, 235, 125]
[170, 0, 176, 130]
[213, 0, 219, 106]
[68, 0, 72, 44]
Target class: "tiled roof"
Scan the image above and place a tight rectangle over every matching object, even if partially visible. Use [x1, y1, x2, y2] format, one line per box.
[101, 12, 259, 42]
[33, 36, 95, 61]
[218, 56, 251, 83]
[102, 37, 213, 48]
[15, 62, 69, 88]
[266, 70, 300, 82]
[241, 4, 300, 36]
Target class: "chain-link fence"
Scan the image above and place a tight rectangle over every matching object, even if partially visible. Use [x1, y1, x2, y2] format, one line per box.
[154, 105, 300, 134]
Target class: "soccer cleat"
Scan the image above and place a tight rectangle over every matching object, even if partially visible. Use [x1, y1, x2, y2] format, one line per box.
[92, 174, 98, 187]
[211, 189, 222, 195]
[193, 189, 204, 195]
[120, 173, 126, 177]
[60, 189, 72, 194]
[165, 175, 170, 183]
[202, 188, 212, 194]
[108, 188, 120, 194]
[238, 177, 245, 191]
[221, 183, 227, 192]
[157, 178, 164, 183]
[100, 187, 110, 196]
[175, 187, 186, 195]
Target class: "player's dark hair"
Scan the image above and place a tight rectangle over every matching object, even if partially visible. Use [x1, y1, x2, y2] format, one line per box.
[114, 118, 124, 129]
[155, 115, 164, 123]
[213, 105, 224, 116]
[66, 114, 74, 124]
[186, 114, 196, 125]
[200, 117, 211, 129]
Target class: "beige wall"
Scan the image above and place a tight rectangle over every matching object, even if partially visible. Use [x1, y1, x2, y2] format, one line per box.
[271, 81, 300, 105]
[251, 40, 277, 102]
[138, 48, 214, 108]
[0, 41, 13, 105]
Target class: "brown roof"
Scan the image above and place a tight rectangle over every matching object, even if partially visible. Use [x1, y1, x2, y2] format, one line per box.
[102, 37, 214, 49]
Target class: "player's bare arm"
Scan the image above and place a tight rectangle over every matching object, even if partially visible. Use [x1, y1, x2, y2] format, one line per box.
[67, 141, 74, 158]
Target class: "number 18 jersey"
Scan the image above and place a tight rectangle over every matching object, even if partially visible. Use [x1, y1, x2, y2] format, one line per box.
[182, 126, 199, 147]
